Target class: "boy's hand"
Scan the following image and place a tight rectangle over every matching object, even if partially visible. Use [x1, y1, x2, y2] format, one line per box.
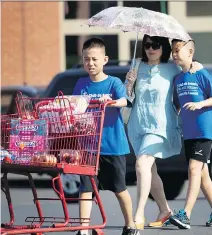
[183, 101, 203, 111]
[190, 61, 203, 74]
[99, 94, 112, 103]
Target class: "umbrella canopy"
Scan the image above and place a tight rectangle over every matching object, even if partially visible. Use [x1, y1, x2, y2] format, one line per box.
[87, 6, 191, 41]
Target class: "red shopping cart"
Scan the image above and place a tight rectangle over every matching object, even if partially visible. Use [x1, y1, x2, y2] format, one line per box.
[1, 92, 114, 235]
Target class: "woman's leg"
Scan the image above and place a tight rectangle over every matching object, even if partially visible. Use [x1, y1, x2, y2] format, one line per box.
[134, 154, 155, 222]
[150, 162, 172, 219]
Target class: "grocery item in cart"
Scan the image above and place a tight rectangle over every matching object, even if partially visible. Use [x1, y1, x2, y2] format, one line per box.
[9, 135, 47, 151]
[32, 153, 57, 167]
[0, 147, 15, 163]
[54, 95, 91, 114]
[9, 118, 49, 164]
[72, 111, 98, 136]
[38, 95, 91, 133]
[60, 149, 82, 165]
[10, 119, 48, 136]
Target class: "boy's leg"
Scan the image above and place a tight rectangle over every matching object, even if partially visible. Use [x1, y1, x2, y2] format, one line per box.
[200, 159, 212, 208]
[115, 189, 135, 228]
[200, 156, 212, 227]
[206, 212, 212, 227]
[170, 139, 212, 229]
[184, 140, 212, 218]
[98, 155, 138, 234]
[184, 158, 203, 218]
[79, 191, 93, 235]
[77, 175, 98, 235]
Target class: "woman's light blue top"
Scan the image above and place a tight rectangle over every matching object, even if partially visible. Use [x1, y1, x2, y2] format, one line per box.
[127, 60, 182, 157]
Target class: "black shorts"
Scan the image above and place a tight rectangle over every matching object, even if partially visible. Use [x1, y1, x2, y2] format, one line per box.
[184, 138, 212, 164]
[79, 155, 127, 193]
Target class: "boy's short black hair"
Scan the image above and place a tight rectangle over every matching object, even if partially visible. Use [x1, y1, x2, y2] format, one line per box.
[141, 34, 171, 63]
[171, 39, 195, 46]
[82, 37, 106, 52]
[171, 39, 183, 44]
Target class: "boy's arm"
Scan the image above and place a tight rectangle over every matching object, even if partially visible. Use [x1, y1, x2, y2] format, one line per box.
[112, 78, 129, 108]
[99, 95, 127, 107]
[183, 70, 212, 111]
[110, 97, 127, 107]
[183, 98, 212, 110]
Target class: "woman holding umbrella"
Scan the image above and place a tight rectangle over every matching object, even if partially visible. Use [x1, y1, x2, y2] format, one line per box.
[87, 5, 202, 230]
[125, 34, 202, 229]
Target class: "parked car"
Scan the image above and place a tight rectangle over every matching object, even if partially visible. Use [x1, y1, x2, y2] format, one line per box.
[43, 64, 212, 200]
[2, 65, 211, 200]
[1, 86, 44, 115]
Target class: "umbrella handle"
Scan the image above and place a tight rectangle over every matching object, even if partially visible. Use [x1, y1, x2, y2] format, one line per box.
[130, 32, 139, 71]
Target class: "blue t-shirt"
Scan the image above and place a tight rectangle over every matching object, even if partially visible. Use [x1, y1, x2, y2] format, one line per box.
[173, 69, 212, 140]
[73, 75, 130, 156]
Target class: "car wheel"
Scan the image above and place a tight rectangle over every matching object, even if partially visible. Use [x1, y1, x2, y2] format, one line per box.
[55, 174, 81, 202]
[149, 173, 186, 200]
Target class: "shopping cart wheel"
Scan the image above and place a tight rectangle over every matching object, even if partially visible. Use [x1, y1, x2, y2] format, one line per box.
[31, 233, 44, 235]
[92, 229, 104, 235]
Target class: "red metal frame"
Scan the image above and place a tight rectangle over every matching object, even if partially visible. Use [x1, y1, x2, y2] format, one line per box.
[1, 92, 115, 235]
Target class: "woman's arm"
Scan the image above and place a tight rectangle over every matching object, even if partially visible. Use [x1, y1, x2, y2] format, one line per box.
[125, 70, 137, 96]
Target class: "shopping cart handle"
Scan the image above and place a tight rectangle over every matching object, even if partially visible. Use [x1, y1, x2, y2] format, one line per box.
[89, 100, 116, 109]
[90, 100, 116, 104]
[104, 100, 117, 106]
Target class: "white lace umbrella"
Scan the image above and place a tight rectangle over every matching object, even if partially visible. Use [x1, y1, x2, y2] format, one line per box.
[87, 6, 191, 68]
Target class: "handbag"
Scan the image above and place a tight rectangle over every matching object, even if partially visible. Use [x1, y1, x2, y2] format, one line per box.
[122, 58, 141, 124]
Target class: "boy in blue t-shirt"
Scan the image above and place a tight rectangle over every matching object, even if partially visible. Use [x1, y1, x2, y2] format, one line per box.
[169, 39, 212, 229]
[73, 37, 138, 235]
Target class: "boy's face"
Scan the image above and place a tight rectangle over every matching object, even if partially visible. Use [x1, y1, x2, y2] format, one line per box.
[172, 41, 191, 66]
[82, 47, 108, 76]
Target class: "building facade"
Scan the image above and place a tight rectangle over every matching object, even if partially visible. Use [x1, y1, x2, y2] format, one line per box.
[2, 1, 212, 86]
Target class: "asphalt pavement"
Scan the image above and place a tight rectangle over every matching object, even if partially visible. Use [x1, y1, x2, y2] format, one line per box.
[1, 174, 212, 235]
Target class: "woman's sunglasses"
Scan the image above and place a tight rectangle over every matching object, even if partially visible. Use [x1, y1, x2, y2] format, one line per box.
[144, 42, 161, 50]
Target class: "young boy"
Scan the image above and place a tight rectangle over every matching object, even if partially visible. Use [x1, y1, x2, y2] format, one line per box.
[169, 39, 212, 229]
[72, 37, 138, 235]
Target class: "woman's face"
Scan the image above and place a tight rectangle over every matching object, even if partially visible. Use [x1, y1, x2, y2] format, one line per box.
[144, 37, 162, 64]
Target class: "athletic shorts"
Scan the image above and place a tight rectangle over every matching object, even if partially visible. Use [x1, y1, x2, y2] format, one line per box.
[184, 138, 212, 164]
[80, 155, 127, 193]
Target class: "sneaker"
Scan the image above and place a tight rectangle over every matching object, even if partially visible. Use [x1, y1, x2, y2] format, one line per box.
[164, 219, 171, 226]
[169, 209, 191, 229]
[122, 226, 140, 235]
[206, 212, 212, 227]
[76, 231, 91, 235]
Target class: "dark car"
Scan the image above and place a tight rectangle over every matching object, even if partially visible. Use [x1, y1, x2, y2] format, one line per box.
[44, 64, 212, 200]
[1, 86, 45, 115]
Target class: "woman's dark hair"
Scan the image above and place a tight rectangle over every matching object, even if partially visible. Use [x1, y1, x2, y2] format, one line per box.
[141, 34, 171, 63]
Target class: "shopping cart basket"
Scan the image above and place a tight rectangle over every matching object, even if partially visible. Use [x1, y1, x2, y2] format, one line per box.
[1, 91, 115, 235]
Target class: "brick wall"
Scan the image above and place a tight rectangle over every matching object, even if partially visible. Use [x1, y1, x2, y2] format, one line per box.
[2, 1, 61, 87]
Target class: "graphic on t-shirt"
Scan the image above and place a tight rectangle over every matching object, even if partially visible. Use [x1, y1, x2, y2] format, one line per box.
[81, 90, 112, 99]
[176, 81, 198, 97]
